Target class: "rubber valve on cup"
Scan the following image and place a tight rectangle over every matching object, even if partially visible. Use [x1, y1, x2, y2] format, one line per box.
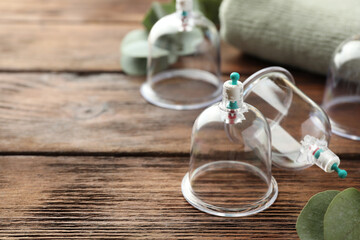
[242, 67, 347, 178]
[181, 72, 278, 217]
[141, 0, 222, 110]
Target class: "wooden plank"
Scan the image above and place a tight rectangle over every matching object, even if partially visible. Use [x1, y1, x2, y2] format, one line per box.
[0, 155, 359, 239]
[0, 0, 330, 77]
[0, 72, 358, 154]
[0, 0, 166, 24]
[0, 24, 139, 72]
[0, 0, 251, 74]
[0, 0, 314, 76]
[0, 22, 247, 73]
[0, 72, 196, 153]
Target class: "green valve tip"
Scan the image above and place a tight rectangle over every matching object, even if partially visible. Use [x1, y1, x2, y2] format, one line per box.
[227, 101, 239, 109]
[230, 72, 240, 85]
[331, 163, 347, 179]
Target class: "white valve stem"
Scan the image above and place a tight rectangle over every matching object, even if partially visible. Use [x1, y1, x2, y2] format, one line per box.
[223, 80, 243, 104]
[176, 0, 193, 12]
[313, 148, 340, 173]
[299, 135, 347, 178]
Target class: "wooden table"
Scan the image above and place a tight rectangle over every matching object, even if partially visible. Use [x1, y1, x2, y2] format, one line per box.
[0, 1, 359, 239]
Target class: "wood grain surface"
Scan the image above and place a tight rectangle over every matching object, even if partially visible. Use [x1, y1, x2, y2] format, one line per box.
[0, 0, 166, 23]
[1, 156, 359, 239]
[0, 72, 357, 155]
[0, 0, 359, 239]
[0, 1, 266, 73]
[0, 22, 255, 74]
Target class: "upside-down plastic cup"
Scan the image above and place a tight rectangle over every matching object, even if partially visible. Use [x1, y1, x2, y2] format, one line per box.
[181, 72, 278, 217]
[141, 0, 222, 110]
[322, 34, 360, 140]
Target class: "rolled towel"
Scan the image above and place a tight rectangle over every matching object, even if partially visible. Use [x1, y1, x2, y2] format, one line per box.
[219, 0, 360, 75]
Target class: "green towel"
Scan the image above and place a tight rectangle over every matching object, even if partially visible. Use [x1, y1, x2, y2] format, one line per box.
[219, 0, 360, 75]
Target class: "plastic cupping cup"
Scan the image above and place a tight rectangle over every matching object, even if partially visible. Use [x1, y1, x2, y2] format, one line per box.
[243, 67, 346, 178]
[181, 72, 278, 217]
[141, 0, 222, 110]
[323, 34, 360, 140]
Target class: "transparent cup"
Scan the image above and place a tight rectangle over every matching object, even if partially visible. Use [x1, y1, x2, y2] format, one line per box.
[323, 34, 360, 140]
[181, 73, 278, 217]
[141, 0, 222, 110]
[243, 67, 347, 178]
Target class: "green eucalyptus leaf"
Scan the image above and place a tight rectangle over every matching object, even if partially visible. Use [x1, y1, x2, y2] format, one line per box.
[155, 28, 204, 64]
[197, 0, 222, 25]
[178, 29, 204, 56]
[324, 188, 360, 240]
[121, 29, 148, 48]
[143, 2, 176, 32]
[120, 29, 169, 76]
[296, 190, 340, 240]
[121, 41, 169, 76]
[142, 0, 222, 32]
